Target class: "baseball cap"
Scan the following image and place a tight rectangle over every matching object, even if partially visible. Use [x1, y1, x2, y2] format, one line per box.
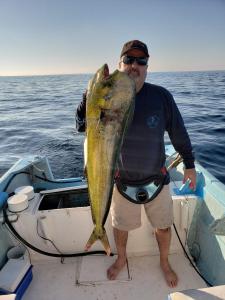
[120, 40, 149, 58]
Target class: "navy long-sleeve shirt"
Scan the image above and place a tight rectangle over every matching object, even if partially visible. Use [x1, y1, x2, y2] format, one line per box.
[75, 82, 195, 184]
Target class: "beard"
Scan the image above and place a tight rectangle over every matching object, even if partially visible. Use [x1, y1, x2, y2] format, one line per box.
[127, 68, 146, 92]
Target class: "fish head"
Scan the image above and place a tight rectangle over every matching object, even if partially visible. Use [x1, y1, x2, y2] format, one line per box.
[87, 64, 111, 105]
[87, 64, 135, 122]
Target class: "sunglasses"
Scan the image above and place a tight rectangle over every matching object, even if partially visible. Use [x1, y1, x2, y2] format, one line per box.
[122, 55, 148, 66]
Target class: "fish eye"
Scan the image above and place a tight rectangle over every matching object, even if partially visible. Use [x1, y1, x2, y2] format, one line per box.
[104, 94, 111, 101]
[103, 90, 113, 101]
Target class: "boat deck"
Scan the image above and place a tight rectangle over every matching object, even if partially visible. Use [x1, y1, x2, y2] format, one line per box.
[23, 252, 207, 300]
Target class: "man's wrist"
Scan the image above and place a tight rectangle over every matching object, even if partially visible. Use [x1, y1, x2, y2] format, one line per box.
[183, 161, 195, 169]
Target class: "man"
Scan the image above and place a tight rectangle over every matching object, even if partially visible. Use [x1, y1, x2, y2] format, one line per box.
[76, 40, 196, 288]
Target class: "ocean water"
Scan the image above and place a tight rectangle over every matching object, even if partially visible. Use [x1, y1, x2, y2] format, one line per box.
[0, 71, 225, 184]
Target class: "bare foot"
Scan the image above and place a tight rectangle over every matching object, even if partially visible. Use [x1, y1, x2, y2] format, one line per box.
[107, 257, 127, 280]
[160, 262, 178, 288]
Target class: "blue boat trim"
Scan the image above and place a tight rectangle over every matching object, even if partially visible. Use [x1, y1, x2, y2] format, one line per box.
[0, 266, 33, 300]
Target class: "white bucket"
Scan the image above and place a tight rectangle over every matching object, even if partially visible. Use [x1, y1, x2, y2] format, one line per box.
[7, 194, 28, 213]
[7, 194, 28, 212]
[7, 245, 27, 260]
[15, 185, 34, 201]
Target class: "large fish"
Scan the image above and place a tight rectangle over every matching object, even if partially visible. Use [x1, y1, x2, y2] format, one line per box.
[84, 64, 135, 255]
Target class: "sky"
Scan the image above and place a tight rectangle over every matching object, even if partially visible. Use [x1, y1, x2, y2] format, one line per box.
[0, 0, 225, 76]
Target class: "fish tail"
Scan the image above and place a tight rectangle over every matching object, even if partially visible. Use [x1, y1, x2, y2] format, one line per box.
[85, 227, 111, 256]
[100, 228, 111, 256]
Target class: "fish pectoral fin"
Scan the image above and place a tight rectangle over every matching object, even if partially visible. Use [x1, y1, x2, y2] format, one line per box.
[85, 227, 111, 256]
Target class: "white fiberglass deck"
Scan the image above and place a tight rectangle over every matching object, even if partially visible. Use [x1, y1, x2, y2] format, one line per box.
[23, 252, 206, 300]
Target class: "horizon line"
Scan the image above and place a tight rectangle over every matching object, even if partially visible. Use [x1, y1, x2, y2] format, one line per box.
[0, 69, 225, 77]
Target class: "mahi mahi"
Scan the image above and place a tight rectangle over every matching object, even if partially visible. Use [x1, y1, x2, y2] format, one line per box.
[84, 64, 135, 255]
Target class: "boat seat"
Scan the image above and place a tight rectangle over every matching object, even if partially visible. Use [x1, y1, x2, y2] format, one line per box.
[168, 285, 225, 299]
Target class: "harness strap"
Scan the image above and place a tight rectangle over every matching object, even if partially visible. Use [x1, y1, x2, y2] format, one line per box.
[115, 170, 169, 204]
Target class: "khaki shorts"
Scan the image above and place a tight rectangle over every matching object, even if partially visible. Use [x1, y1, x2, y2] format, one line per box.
[111, 184, 173, 231]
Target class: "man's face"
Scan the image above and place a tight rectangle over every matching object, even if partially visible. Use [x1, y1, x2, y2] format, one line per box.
[118, 49, 148, 92]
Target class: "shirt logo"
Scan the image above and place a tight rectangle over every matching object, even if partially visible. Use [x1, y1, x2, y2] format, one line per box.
[147, 115, 160, 128]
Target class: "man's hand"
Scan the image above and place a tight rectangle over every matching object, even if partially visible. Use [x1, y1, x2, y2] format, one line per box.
[183, 168, 197, 191]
